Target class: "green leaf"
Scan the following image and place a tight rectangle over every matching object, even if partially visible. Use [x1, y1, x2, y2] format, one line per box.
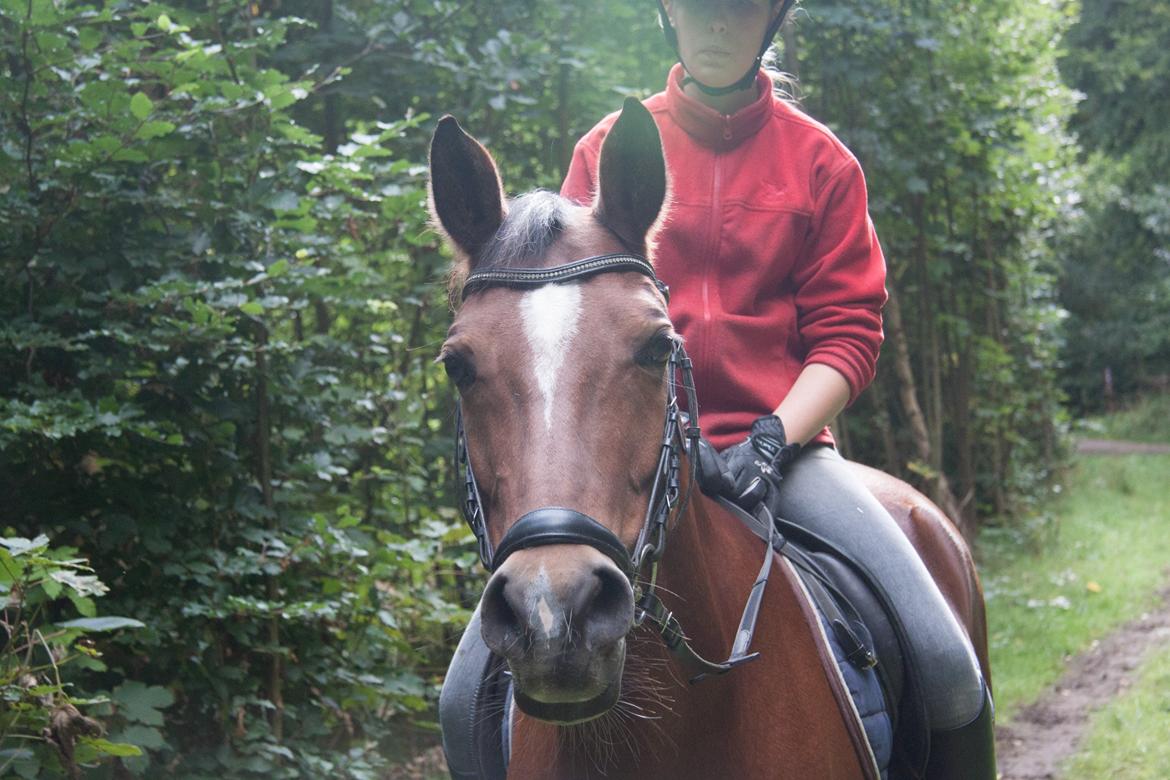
[265, 190, 300, 211]
[114, 681, 174, 725]
[50, 568, 109, 597]
[0, 550, 25, 584]
[1, 535, 50, 556]
[57, 616, 146, 632]
[135, 120, 176, 140]
[40, 576, 63, 599]
[130, 92, 153, 120]
[68, 593, 97, 618]
[80, 738, 143, 758]
[117, 724, 167, 750]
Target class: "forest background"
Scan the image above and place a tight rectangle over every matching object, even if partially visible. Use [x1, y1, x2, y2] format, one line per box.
[1, 0, 1167, 777]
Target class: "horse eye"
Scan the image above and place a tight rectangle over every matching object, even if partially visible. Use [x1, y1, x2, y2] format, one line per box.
[636, 333, 674, 367]
[441, 351, 476, 389]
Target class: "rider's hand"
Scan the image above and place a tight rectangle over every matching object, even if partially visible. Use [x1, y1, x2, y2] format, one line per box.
[722, 415, 802, 509]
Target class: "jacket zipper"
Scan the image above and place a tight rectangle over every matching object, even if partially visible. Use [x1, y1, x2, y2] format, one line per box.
[699, 151, 723, 386]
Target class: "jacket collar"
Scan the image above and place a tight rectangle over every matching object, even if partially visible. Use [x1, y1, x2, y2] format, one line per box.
[665, 63, 773, 151]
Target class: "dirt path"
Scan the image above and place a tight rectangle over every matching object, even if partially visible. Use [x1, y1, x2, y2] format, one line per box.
[995, 584, 1170, 779]
[1076, 438, 1170, 455]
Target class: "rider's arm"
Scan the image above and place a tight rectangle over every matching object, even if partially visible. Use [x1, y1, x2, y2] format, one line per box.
[773, 363, 851, 447]
[785, 157, 886, 440]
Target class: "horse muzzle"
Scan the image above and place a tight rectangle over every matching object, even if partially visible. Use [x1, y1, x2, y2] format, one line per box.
[478, 509, 636, 724]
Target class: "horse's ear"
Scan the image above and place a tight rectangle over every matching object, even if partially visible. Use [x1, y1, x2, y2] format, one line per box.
[428, 116, 506, 263]
[594, 97, 667, 254]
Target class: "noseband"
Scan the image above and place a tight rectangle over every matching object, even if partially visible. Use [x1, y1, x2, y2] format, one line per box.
[456, 253, 775, 682]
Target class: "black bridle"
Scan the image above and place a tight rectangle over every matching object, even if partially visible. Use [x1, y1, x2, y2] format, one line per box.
[455, 253, 776, 682]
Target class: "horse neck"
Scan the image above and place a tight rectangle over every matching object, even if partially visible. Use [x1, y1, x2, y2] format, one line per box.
[655, 490, 759, 664]
[507, 491, 767, 778]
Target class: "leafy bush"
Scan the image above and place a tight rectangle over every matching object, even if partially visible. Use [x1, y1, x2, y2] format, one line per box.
[1, 534, 145, 778]
[1, 2, 472, 776]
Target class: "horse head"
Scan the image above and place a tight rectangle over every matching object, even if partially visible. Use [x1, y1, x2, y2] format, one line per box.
[430, 99, 674, 724]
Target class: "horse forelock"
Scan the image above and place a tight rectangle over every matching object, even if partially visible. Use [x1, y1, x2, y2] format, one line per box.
[482, 191, 569, 270]
[447, 190, 573, 305]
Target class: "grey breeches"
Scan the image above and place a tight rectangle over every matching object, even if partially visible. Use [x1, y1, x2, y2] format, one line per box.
[776, 445, 986, 730]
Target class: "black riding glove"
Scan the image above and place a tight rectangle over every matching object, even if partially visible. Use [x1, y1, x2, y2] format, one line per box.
[722, 415, 802, 510]
[694, 436, 735, 497]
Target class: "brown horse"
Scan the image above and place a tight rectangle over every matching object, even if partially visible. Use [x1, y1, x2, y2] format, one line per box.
[430, 100, 990, 780]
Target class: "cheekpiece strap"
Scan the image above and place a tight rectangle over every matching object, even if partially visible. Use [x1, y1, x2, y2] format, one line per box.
[462, 253, 663, 300]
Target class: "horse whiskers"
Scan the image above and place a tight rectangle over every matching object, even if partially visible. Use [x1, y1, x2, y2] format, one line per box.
[472, 693, 510, 729]
[635, 576, 686, 603]
[536, 628, 678, 775]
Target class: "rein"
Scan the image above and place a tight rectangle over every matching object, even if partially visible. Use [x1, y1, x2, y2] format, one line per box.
[455, 253, 778, 683]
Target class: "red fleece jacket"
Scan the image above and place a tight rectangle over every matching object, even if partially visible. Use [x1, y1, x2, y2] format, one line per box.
[562, 65, 887, 450]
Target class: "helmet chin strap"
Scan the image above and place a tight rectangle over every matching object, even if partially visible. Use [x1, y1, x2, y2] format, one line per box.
[680, 54, 764, 97]
[658, 0, 797, 99]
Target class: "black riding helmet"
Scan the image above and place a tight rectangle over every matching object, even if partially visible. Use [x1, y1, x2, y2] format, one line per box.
[656, 0, 798, 96]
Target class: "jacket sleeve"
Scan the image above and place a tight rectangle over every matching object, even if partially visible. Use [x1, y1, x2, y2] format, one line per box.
[791, 157, 888, 403]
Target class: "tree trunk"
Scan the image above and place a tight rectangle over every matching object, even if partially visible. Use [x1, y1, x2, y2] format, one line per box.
[867, 375, 901, 474]
[255, 322, 284, 743]
[884, 285, 968, 535]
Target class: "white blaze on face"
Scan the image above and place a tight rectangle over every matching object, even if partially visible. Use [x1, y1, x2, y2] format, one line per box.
[520, 283, 582, 430]
[528, 565, 563, 641]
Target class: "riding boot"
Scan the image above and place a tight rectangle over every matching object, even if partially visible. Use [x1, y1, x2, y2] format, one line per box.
[924, 685, 996, 780]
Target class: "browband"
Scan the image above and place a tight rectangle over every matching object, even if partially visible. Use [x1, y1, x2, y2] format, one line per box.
[462, 253, 668, 302]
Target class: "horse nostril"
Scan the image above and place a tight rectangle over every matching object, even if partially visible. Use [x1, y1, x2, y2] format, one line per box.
[480, 562, 634, 657]
[579, 566, 634, 649]
[480, 574, 523, 654]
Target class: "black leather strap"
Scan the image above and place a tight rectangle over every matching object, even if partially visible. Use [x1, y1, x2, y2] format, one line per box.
[462, 253, 662, 300]
[492, 508, 633, 574]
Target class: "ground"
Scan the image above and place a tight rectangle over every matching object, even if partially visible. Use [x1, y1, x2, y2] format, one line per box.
[995, 584, 1170, 779]
[993, 436, 1170, 779]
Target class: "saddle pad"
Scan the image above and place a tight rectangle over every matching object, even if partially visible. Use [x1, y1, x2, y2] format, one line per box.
[812, 590, 893, 778]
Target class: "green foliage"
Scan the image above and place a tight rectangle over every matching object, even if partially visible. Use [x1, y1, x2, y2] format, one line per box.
[1080, 392, 1170, 444]
[0, 534, 145, 778]
[1, 1, 473, 776]
[800, 0, 1073, 519]
[1057, 1, 1170, 408]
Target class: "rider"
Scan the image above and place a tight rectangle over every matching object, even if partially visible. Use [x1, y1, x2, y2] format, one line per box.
[556, 0, 995, 776]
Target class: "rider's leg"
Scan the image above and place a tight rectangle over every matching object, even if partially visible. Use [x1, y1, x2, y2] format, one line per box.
[773, 445, 995, 778]
[439, 605, 509, 780]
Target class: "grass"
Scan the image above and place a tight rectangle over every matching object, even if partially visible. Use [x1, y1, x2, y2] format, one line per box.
[1064, 644, 1170, 779]
[978, 453, 1170, 722]
[1077, 391, 1170, 444]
